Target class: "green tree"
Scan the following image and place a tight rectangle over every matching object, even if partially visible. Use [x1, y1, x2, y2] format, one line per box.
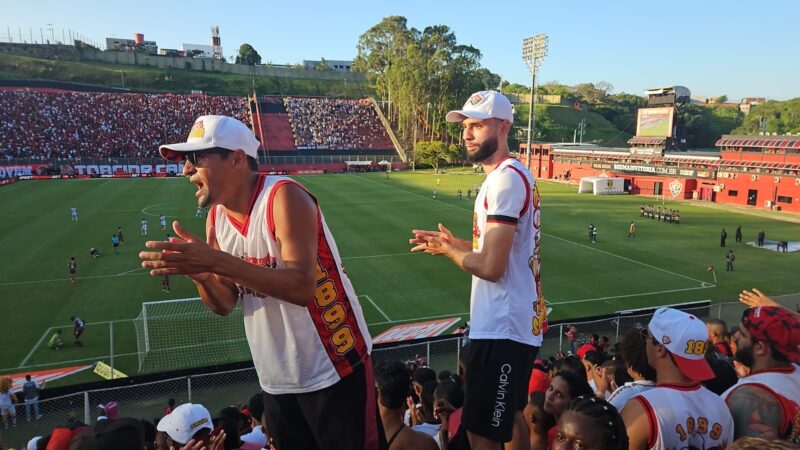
[353, 16, 495, 149]
[715, 95, 728, 104]
[500, 82, 529, 94]
[315, 58, 333, 71]
[574, 83, 608, 104]
[682, 104, 743, 147]
[733, 99, 800, 134]
[414, 140, 462, 172]
[236, 44, 261, 65]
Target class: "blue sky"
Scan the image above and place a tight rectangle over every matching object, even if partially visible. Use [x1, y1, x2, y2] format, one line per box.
[4, 0, 798, 101]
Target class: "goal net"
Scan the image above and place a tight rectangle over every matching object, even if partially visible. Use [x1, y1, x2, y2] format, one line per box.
[134, 297, 251, 373]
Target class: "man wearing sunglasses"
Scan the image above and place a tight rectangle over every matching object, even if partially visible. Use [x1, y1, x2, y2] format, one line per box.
[140, 115, 381, 450]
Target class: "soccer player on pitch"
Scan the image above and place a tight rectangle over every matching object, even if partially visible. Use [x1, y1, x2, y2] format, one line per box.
[70, 316, 85, 347]
[410, 91, 545, 450]
[139, 115, 382, 450]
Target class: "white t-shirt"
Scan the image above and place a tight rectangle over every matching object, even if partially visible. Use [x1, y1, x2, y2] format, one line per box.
[240, 426, 266, 446]
[470, 158, 545, 346]
[213, 175, 372, 394]
[607, 380, 655, 411]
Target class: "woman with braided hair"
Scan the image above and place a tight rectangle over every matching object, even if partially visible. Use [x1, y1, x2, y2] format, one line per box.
[553, 395, 628, 450]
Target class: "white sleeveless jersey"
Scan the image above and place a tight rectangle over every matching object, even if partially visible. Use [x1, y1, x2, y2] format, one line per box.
[212, 175, 372, 394]
[470, 157, 546, 346]
[634, 384, 734, 450]
[722, 365, 800, 438]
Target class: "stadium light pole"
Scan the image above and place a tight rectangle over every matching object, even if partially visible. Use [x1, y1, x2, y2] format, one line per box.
[522, 34, 548, 168]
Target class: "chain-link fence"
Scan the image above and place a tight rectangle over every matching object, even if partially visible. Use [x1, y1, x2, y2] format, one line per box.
[3, 296, 798, 447]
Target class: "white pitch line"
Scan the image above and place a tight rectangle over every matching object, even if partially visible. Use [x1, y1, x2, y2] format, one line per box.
[360, 294, 392, 322]
[355, 175, 469, 213]
[358, 175, 712, 287]
[20, 326, 53, 367]
[550, 285, 716, 306]
[117, 267, 147, 276]
[544, 233, 711, 285]
[342, 253, 416, 260]
[0, 271, 148, 287]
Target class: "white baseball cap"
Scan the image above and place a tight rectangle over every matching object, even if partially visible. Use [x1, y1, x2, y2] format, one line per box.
[159, 115, 260, 161]
[156, 403, 212, 444]
[648, 307, 714, 381]
[445, 90, 514, 123]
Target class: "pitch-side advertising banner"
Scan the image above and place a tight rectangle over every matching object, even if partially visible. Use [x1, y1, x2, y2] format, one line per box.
[373, 317, 462, 344]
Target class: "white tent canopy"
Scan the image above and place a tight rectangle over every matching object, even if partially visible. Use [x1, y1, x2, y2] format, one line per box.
[578, 176, 625, 195]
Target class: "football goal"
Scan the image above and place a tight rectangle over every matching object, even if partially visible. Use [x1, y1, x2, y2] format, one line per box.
[134, 297, 251, 373]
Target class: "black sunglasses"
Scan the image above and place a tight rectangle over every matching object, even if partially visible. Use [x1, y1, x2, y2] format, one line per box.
[183, 148, 230, 166]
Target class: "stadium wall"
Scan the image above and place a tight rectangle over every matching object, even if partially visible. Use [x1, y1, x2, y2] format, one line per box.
[524, 143, 800, 214]
[0, 43, 365, 81]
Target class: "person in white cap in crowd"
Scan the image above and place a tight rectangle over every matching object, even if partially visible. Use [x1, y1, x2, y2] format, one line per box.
[723, 305, 800, 441]
[157, 403, 215, 450]
[410, 90, 546, 450]
[621, 307, 734, 450]
[140, 116, 381, 450]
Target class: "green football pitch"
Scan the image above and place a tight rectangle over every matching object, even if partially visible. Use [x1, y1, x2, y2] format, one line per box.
[1, 172, 798, 384]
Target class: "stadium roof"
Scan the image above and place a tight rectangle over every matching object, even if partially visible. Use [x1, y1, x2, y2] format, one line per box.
[716, 135, 800, 149]
[628, 136, 666, 145]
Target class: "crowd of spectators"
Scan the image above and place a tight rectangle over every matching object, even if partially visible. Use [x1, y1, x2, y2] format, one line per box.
[0, 91, 249, 160]
[2, 289, 798, 450]
[284, 97, 393, 150]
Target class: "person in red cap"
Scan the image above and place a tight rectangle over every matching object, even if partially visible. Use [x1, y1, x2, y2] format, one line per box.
[723, 306, 800, 440]
[620, 307, 734, 450]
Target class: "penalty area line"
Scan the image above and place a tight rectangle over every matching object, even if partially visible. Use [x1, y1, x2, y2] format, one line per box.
[545, 233, 709, 285]
[549, 284, 716, 306]
[359, 295, 391, 322]
[20, 326, 53, 367]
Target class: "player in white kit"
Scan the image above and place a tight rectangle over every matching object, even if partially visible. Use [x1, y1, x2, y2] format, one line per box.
[140, 115, 384, 450]
[141, 218, 148, 236]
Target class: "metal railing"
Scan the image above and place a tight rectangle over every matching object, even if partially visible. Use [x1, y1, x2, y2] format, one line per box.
[2, 295, 798, 446]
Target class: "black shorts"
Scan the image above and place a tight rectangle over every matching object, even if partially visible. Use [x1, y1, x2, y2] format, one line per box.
[74, 327, 84, 338]
[462, 339, 538, 443]
[262, 356, 386, 450]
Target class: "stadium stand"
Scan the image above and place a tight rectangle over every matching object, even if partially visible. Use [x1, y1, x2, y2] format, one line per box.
[3, 300, 799, 449]
[257, 96, 296, 151]
[0, 90, 249, 159]
[284, 97, 394, 150]
[0, 91, 397, 162]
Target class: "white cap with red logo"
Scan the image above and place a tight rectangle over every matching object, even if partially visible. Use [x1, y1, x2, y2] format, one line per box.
[648, 307, 714, 381]
[445, 90, 514, 123]
[159, 115, 259, 161]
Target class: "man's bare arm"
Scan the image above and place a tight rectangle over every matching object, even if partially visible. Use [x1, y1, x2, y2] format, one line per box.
[141, 184, 318, 309]
[417, 222, 515, 282]
[621, 398, 649, 450]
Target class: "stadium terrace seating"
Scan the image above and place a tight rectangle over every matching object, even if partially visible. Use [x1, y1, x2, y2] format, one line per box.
[0, 90, 249, 159]
[257, 96, 296, 151]
[283, 97, 394, 151]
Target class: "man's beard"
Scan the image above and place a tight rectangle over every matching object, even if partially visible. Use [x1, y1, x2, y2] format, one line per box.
[735, 344, 754, 368]
[467, 136, 498, 163]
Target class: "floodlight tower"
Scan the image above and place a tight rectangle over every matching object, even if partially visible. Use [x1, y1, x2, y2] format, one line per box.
[522, 34, 548, 167]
